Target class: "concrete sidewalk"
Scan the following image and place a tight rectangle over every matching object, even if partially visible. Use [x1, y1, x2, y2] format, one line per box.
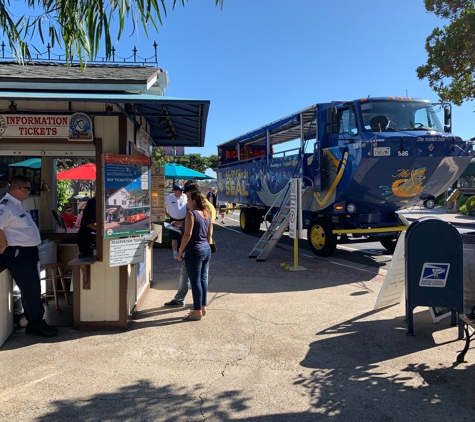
[1, 224, 475, 421]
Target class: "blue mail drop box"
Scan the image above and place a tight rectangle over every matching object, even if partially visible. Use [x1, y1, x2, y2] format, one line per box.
[405, 217, 463, 338]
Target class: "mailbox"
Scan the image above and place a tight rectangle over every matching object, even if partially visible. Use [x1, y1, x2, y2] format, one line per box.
[405, 217, 463, 338]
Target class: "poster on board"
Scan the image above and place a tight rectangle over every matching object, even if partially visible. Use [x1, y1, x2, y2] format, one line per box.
[103, 153, 151, 239]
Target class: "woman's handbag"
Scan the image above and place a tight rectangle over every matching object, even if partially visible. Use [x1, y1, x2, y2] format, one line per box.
[210, 243, 217, 253]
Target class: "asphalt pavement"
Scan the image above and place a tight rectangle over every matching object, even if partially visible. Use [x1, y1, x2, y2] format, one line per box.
[1, 208, 475, 421]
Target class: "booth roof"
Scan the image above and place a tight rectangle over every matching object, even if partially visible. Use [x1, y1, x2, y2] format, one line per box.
[0, 63, 209, 148]
[0, 62, 161, 85]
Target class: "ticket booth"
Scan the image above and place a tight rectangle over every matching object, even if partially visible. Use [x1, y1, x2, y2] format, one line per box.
[0, 60, 210, 342]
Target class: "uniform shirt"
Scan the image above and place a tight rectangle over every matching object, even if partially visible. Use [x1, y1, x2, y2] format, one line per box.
[165, 193, 187, 220]
[0, 193, 41, 247]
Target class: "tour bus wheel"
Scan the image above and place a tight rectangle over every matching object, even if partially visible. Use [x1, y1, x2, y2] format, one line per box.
[249, 208, 263, 233]
[240, 208, 253, 233]
[307, 217, 337, 257]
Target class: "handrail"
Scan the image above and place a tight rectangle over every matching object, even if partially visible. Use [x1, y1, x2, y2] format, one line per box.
[262, 180, 292, 230]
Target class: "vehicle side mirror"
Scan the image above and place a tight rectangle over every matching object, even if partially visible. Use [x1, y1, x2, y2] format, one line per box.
[444, 106, 451, 133]
[327, 106, 337, 134]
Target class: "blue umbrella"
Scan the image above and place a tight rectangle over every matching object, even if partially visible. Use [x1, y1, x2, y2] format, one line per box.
[162, 163, 214, 180]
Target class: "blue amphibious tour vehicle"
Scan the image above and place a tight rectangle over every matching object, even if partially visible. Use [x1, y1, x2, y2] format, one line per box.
[216, 97, 473, 258]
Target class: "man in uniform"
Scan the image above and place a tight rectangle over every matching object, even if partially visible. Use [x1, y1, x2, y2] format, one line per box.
[165, 185, 187, 259]
[0, 176, 58, 337]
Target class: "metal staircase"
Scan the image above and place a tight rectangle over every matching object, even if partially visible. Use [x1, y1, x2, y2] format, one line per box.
[249, 185, 307, 261]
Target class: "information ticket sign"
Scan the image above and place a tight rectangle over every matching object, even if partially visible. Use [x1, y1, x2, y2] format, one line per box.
[110, 237, 145, 267]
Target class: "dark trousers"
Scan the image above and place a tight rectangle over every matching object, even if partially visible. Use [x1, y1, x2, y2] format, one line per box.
[2, 246, 45, 328]
[77, 227, 96, 256]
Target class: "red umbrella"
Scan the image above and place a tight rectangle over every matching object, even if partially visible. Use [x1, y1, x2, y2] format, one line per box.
[57, 163, 96, 180]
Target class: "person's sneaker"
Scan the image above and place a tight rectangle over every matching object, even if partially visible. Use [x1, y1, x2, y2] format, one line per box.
[25, 324, 58, 337]
[164, 300, 184, 307]
[173, 251, 178, 260]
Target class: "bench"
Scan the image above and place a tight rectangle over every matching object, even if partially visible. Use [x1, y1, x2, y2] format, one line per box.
[68, 256, 98, 290]
[457, 310, 475, 362]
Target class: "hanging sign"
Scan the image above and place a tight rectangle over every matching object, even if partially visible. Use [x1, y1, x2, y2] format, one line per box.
[163, 146, 185, 157]
[0, 112, 93, 141]
[136, 127, 152, 156]
[163, 147, 174, 156]
[0, 114, 69, 138]
[68, 113, 94, 141]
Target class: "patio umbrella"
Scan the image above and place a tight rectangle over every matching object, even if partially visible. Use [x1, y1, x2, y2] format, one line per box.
[162, 163, 214, 180]
[57, 163, 96, 180]
[57, 163, 96, 197]
[8, 158, 42, 195]
[8, 158, 42, 169]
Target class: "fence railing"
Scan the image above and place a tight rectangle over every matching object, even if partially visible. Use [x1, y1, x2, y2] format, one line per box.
[0, 42, 159, 66]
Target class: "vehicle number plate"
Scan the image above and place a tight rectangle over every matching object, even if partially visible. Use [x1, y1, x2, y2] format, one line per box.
[373, 147, 390, 156]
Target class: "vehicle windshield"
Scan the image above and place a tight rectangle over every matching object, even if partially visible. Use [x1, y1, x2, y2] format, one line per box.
[359, 100, 444, 132]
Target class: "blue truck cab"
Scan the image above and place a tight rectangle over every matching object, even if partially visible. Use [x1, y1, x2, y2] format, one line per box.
[216, 97, 473, 256]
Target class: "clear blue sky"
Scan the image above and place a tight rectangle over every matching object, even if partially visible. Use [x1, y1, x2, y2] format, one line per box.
[10, 1, 475, 168]
[151, 0, 475, 158]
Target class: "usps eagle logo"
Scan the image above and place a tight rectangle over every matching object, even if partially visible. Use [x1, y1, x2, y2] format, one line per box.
[419, 263, 450, 288]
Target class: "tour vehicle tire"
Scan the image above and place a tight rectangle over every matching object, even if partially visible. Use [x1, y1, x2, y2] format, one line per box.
[380, 235, 398, 253]
[240, 208, 254, 233]
[307, 217, 337, 257]
[423, 198, 436, 209]
[249, 208, 263, 232]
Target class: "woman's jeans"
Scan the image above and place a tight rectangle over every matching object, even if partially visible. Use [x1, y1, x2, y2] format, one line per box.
[184, 245, 211, 311]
